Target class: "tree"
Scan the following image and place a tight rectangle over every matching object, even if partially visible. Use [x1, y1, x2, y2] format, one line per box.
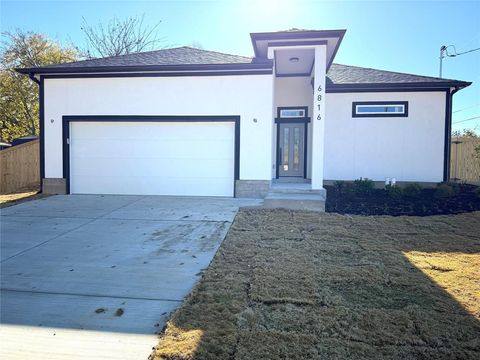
[0, 30, 77, 142]
[79, 15, 164, 58]
[452, 128, 479, 138]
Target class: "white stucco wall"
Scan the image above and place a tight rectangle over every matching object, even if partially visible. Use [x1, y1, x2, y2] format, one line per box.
[43, 75, 273, 181]
[273, 76, 313, 178]
[324, 91, 447, 182]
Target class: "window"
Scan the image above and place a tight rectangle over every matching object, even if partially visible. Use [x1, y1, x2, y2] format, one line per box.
[279, 108, 306, 118]
[352, 101, 408, 117]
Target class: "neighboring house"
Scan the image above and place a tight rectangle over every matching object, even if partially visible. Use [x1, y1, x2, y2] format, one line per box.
[11, 135, 39, 147]
[17, 29, 471, 198]
[0, 142, 12, 151]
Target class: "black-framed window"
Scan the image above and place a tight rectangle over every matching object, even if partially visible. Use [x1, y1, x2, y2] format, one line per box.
[352, 101, 408, 117]
[277, 106, 308, 119]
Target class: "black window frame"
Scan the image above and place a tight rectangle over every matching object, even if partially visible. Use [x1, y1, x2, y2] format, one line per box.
[352, 101, 408, 118]
[277, 106, 308, 119]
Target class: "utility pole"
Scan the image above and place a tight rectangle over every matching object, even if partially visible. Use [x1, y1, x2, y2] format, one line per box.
[439, 45, 447, 78]
[439, 44, 480, 78]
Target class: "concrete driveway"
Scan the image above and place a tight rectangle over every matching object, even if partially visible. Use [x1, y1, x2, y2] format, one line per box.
[0, 195, 261, 359]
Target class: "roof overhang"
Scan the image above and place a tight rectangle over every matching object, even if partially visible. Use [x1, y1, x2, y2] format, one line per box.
[325, 81, 472, 92]
[15, 61, 273, 76]
[250, 29, 346, 72]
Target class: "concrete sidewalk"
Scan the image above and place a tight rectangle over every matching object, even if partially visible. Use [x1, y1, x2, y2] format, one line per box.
[0, 195, 261, 359]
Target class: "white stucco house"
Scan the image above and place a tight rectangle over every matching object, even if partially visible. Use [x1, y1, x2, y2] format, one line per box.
[18, 29, 471, 198]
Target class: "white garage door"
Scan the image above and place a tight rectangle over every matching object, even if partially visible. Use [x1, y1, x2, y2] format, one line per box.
[69, 121, 235, 196]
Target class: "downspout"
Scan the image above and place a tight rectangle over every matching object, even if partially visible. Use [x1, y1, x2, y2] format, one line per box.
[27, 72, 44, 191]
[444, 86, 460, 182]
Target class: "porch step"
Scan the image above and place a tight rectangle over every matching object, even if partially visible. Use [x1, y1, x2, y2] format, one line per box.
[269, 183, 326, 196]
[269, 186, 326, 196]
[263, 189, 326, 212]
[272, 178, 311, 184]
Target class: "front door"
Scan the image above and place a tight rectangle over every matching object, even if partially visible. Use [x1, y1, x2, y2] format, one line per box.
[278, 123, 305, 177]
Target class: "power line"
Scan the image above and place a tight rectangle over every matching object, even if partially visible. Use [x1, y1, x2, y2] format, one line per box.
[439, 44, 480, 77]
[453, 115, 480, 124]
[457, 47, 480, 55]
[445, 45, 480, 57]
[453, 103, 480, 113]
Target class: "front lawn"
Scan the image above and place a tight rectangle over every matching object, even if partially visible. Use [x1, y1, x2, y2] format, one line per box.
[151, 209, 480, 360]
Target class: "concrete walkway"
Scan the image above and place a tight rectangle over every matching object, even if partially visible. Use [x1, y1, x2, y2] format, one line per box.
[0, 195, 261, 359]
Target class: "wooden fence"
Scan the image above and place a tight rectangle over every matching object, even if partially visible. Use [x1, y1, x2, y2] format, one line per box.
[451, 136, 480, 185]
[0, 139, 40, 193]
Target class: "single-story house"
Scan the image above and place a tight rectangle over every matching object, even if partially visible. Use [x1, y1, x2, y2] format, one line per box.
[17, 29, 471, 198]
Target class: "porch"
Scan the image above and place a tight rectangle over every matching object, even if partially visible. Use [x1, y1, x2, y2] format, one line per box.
[249, 30, 345, 190]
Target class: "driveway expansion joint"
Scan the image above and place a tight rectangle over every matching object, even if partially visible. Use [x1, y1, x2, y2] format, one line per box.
[0, 289, 184, 303]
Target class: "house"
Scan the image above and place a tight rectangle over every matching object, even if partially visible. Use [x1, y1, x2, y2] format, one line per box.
[17, 29, 471, 198]
[11, 135, 39, 147]
[0, 142, 12, 150]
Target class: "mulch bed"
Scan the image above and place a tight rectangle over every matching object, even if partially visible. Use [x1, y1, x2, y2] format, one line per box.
[325, 184, 480, 216]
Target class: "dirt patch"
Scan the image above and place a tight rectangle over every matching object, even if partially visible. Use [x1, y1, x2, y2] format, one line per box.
[0, 185, 48, 208]
[151, 209, 480, 360]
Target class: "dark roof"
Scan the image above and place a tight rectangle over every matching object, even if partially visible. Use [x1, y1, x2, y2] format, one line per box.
[16, 46, 271, 74]
[49, 46, 253, 68]
[327, 63, 471, 89]
[16, 46, 471, 89]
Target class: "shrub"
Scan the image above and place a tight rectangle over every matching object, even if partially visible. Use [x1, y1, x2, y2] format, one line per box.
[403, 183, 422, 197]
[353, 178, 374, 195]
[333, 180, 345, 194]
[434, 183, 456, 199]
[385, 184, 402, 199]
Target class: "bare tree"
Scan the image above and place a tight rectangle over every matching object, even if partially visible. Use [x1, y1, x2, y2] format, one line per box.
[80, 15, 165, 58]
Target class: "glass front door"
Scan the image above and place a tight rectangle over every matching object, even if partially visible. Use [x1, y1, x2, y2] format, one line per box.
[278, 123, 305, 177]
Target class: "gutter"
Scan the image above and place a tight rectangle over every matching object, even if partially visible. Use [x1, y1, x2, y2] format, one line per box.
[326, 81, 472, 92]
[15, 61, 274, 75]
[28, 73, 40, 85]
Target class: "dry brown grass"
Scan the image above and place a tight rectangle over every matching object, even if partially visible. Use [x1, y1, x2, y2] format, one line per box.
[151, 209, 480, 360]
[0, 185, 46, 208]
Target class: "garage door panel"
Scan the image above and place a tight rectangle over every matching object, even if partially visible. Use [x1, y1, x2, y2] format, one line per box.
[71, 158, 234, 178]
[72, 139, 234, 159]
[69, 121, 235, 196]
[72, 122, 233, 140]
[71, 175, 233, 196]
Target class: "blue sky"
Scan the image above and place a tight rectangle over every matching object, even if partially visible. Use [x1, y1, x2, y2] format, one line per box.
[2, 0, 479, 132]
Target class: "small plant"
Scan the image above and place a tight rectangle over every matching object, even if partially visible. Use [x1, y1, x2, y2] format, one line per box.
[385, 184, 402, 199]
[353, 178, 375, 195]
[333, 180, 345, 194]
[403, 183, 422, 197]
[434, 183, 456, 199]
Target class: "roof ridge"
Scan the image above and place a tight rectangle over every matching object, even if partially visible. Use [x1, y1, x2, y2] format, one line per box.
[330, 63, 464, 83]
[53, 46, 189, 67]
[181, 46, 252, 60]
[47, 46, 252, 68]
